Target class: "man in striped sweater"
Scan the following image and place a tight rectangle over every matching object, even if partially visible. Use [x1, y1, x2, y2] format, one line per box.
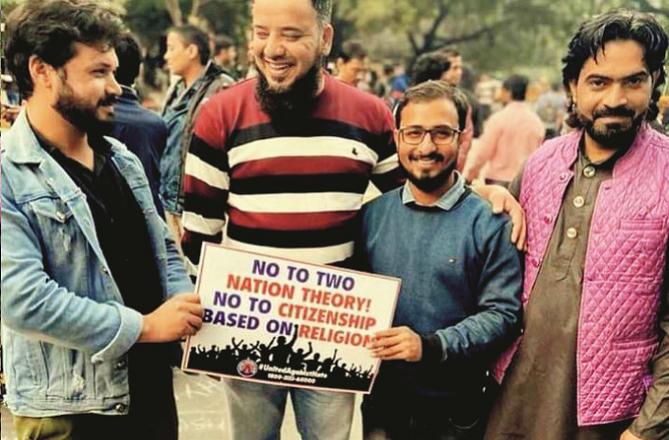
[180, 0, 401, 438]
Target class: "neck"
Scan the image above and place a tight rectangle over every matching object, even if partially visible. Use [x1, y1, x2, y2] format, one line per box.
[409, 172, 455, 206]
[26, 98, 88, 154]
[182, 63, 205, 89]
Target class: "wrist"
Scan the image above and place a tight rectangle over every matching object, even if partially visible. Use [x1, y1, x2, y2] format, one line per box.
[138, 314, 154, 342]
[420, 334, 443, 363]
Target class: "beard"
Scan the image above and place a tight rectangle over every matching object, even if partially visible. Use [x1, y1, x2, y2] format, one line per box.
[402, 153, 457, 193]
[255, 60, 322, 123]
[54, 79, 116, 136]
[579, 105, 645, 151]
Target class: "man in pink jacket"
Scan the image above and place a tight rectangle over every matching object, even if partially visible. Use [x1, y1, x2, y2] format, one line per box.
[485, 10, 669, 440]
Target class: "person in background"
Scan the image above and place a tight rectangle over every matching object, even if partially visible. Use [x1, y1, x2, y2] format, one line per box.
[112, 32, 167, 216]
[213, 34, 241, 80]
[336, 40, 368, 87]
[161, 25, 233, 247]
[464, 74, 545, 186]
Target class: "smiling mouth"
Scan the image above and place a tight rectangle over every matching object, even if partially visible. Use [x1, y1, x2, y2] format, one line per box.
[264, 59, 293, 74]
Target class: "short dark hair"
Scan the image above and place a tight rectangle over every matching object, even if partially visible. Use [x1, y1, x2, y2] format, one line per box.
[503, 74, 529, 101]
[214, 35, 234, 53]
[4, 0, 124, 98]
[439, 47, 461, 60]
[168, 25, 210, 66]
[562, 9, 669, 127]
[338, 40, 366, 63]
[311, 0, 333, 24]
[395, 80, 469, 131]
[114, 33, 142, 87]
[409, 51, 450, 86]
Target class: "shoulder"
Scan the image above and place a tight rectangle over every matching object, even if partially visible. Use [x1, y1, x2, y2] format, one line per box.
[362, 188, 402, 220]
[318, 76, 394, 135]
[527, 131, 577, 165]
[645, 125, 669, 152]
[106, 136, 138, 165]
[205, 77, 256, 107]
[325, 76, 390, 114]
[459, 190, 512, 238]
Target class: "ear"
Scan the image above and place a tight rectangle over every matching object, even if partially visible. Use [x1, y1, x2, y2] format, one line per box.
[187, 43, 199, 62]
[28, 55, 56, 91]
[320, 23, 334, 57]
[336, 58, 344, 71]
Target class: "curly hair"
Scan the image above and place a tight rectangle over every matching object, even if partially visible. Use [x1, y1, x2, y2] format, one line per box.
[562, 9, 668, 128]
[4, 0, 124, 99]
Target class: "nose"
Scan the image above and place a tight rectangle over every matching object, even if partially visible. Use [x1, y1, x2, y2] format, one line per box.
[264, 33, 286, 59]
[603, 82, 628, 108]
[107, 74, 122, 97]
[417, 132, 438, 153]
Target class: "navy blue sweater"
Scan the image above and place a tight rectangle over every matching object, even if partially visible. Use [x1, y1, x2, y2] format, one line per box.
[359, 185, 522, 397]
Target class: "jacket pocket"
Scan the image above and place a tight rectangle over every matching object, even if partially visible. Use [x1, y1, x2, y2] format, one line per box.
[612, 337, 659, 372]
[28, 197, 87, 276]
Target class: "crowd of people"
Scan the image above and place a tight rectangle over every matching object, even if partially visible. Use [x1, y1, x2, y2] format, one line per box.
[1, 0, 668, 439]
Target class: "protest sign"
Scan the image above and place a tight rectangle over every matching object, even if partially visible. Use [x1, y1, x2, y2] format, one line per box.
[182, 244, 401, 393]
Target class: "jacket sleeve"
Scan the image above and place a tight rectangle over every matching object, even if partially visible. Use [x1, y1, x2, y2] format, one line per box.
[434, 219, 523, 362]
[0, 169, 143, 364]
[630, 242, 669, 439]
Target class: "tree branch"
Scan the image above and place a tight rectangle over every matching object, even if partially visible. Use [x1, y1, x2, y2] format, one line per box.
[433, 19, 510, 47]
[165, 0, 183, 26]
[407, 32, 419, 53]
[420, 0, 450, 53]
[632, 0, 669, 17]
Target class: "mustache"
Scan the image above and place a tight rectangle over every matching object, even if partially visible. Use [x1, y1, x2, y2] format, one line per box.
[411, 152, 445, 161]
[593, 106, 635, 119]
[98, 95, 117, 107]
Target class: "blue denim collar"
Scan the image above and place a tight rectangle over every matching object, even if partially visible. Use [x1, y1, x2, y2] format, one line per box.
[401, 171, 465, 210]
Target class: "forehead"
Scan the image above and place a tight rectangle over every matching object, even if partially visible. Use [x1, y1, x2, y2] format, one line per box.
[345, 58, 366, 67]
[167, 32, 187, 46]
[252, 0, 318, 28]
[447, 55, 462, 66]
[67, 42, 118, 68]
[578, 39, 648, 81]
[400, 98, 459, 127]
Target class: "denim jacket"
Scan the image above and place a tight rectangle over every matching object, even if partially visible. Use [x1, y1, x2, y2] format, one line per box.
[1, 110, 193, 417]
[160, 61, 233, 214]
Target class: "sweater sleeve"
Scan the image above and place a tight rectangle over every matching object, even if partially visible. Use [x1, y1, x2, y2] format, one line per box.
[434, 220, 523, 361]
[181, 99, 228, 274]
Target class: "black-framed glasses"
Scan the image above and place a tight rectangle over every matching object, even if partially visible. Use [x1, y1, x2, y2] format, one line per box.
[398, 126, 461, 146]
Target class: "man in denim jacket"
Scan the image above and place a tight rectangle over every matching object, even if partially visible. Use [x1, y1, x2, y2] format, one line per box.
[1, 1, 203, 439]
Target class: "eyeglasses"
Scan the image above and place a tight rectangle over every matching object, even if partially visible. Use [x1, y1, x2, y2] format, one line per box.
[398, 126, 461, 146]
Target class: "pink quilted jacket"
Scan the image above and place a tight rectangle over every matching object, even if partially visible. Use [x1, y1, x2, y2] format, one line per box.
[493, 124, 669, 426]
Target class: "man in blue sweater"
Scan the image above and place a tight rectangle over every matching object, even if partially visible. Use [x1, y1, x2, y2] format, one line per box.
[359, 80, 523, 439]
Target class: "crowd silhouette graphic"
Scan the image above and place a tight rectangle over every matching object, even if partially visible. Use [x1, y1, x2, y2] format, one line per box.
[186, 326, 375, 391]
